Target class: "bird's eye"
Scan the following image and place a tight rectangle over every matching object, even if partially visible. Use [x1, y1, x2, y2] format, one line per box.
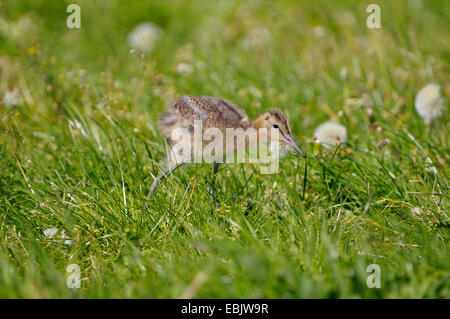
[273, 124, 279, 129]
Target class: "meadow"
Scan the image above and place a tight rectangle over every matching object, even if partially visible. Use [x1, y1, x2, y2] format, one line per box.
[0, 0, 448, 298]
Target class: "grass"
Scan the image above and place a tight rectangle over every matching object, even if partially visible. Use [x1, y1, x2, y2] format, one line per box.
[0, 0, 449, 298]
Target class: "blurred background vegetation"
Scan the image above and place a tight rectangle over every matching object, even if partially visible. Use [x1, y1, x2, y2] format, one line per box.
[0, 0, 448, 298]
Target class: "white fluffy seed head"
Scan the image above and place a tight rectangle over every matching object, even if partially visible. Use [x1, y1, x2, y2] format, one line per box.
[2, 88, 20, 107]
[241, 27, 271, 49]
[175, 62, 193, 74]
[415, 83, 443, 121]
[128, 23, 162, 53]
[313, 121, 348, 147]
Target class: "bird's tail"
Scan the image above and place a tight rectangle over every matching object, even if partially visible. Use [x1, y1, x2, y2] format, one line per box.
[158, 111, 180, 142]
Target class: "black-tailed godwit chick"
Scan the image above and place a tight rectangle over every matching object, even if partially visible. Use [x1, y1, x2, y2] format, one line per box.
[146, 95, 305, 203]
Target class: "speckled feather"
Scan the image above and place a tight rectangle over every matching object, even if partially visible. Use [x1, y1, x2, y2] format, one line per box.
[159, 95, 251, 144]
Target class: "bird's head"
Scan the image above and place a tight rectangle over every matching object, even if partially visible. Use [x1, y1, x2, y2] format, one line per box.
[253, 109, 306, 158]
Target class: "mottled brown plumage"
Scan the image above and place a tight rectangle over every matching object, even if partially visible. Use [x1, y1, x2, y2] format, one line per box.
[159, 95, 251, 144]
[145, 95, 305, 204]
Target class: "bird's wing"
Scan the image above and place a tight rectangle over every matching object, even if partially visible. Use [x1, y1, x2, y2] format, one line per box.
[171, 96, 210, 121]
[177, 96, 248, 123]
[212, 97, 249, 124]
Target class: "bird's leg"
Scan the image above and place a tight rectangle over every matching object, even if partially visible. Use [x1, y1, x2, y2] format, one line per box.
[145, 164, 182, 207]
[207, 162, 220, 201]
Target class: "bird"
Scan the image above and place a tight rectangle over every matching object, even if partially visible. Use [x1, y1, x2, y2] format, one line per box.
[145, 95, 306, 204]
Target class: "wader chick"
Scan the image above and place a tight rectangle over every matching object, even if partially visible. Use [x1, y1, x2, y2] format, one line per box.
[146, 95, 305, 203]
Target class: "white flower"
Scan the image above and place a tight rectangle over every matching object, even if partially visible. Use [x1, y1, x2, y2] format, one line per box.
[425, 166, 438, 175]
[345, 93, 373, 108]
[313, 26, 326, 37]
[415, 83, 443, 121]
[410, 207, 423, 216]
[313, 121, 348, 147]
[43, 227, 59, 238]
[128, 22, 162, 53]
[241, 27, 271, 49]
[175, 62, 193, 74]
[2, 87, 20, 107]
[424, 157, 438, 175]
[334, 11, 356, 26]
[248, 86, 262, 99]
[0, 16, 34, 41]
[43, 227, 72, 246]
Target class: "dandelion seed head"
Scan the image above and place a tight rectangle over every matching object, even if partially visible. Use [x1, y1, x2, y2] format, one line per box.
[313, 121, 348, 148]
[2, 87, 20, 107]
[241, 27, 271, 49]
[313, 25, 326, 37]
[415, 83, 443, 121]
[128, 23, 162, 53]
[175, 62, 193, 74]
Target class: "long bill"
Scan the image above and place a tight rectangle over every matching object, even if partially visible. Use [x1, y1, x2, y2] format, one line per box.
[283, 134, 306, 158]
